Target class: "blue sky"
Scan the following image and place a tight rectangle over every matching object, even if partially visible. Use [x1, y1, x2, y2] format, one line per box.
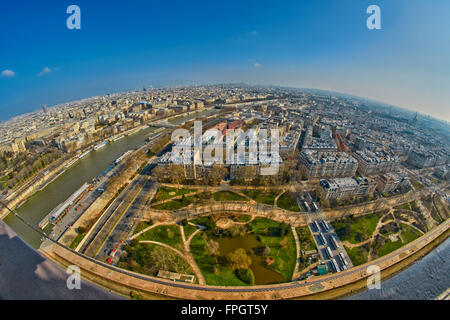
[1, 0, 449, 121]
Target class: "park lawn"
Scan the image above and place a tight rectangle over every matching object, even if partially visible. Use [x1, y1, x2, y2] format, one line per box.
[277, 192, 300, 212]
[248, 217, 281, 234]
[189, 233, 247, 286]
[257, 231, 296, 281]
[242, 189, 281, 206]
[212, 191, 249, 202]
[137, 224, 184, 251]
[410, 179, 423, 190]
[190, 216, 216, 230]
[344, 244, 369, 266]
[133, 220, 153, 235]
[296, 226, 316, 251]
[69, 233, 85, 249]
[151, 186, 196, 203]
[183, 223, 198, 239]
[332, 214, 380, 244]
[430, 206, 444, 224]
[381, 212, 395, 223]
[118, 242, 193, 277]
[376, 238, 404, 257]
[151, 194, 199, 210]
[235, 214, 252, 223]
[400, 223, 422, 243]
[249, 217, 296, 281]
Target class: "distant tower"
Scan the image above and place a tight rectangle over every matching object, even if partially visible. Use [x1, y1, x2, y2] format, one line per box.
[412, 112, 418, 125]
[43, 105, 48, 113]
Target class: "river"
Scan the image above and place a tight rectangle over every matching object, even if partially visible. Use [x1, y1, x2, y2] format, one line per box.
[3, 109, 216, 248]
[346, 236, 450, 300]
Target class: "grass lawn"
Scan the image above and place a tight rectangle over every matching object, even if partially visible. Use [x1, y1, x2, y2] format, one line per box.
[212, 191, 249, 202]
[410, 179, 423, 190]
[189, 233, 247, 286]
[248, 217, 296, 281]
[133, 220, 153, 235]
[381, 212, 395, 223]
[277, 192, 300, 212]
[395, 202, 412, 211]
[137, 225, 184, 251]
[400, 223, 422, 243]
[332, 214, 380, 244]
[376, 238, 404, 257]
[118, 242, 193, 277]
[241, 189, 281, 206]
[152, 194, 199, 210]
[69, 233, 85, 249]
[184, 224, 198, 239]
[344, 244, 370, 266]
[296, 226, 316, 251]
[235, 214, 252, 223]
[190, 216, 216, 230]
[151, 187, 195, 203]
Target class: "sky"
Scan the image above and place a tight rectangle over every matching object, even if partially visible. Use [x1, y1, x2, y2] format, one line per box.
[1, 0, 449, 122]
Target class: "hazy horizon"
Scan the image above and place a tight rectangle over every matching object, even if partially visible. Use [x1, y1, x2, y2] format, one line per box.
[1, 1, 449, 122]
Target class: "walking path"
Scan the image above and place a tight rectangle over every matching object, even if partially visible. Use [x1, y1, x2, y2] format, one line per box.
[291, 226, 302, 280]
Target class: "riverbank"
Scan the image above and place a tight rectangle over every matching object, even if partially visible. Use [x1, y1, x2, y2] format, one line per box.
[0, 108, 211, 221]
[296, 224, 450, 300]
[39, 216, 449, 300]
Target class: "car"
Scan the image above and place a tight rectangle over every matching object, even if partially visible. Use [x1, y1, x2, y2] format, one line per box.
[106, 258, 112, 264]
[110, 249, 117, 257]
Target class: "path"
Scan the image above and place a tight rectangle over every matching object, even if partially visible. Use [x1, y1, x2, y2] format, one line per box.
[291, 226, 302, 280]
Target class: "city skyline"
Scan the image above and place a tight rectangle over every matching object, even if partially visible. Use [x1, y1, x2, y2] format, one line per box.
[1, 0, 449, 122]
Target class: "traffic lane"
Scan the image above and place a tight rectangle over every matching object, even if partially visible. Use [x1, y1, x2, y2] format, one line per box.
[103, 180, 155, 261]
[103, 180, 156, 263]
[96, 178, 154, 262]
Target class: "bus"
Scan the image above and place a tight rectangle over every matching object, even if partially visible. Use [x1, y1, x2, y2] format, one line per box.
[339, 252, 348, 266]
[326, 246, 333, 259]
[313, 221, 320, 233]
[319, 233, 327, 246]
[331, 236, 340, 249]
[331, 258, 341, 273]
[322, 220, 330, 232]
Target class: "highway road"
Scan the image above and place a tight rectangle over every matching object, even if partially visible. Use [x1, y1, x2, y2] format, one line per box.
[95, 173, 157, 263]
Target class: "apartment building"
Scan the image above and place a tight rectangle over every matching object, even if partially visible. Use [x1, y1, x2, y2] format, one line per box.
[299, 150, 358, 178]
[319, 176, 376, 200]
[353, 150, 400, 175]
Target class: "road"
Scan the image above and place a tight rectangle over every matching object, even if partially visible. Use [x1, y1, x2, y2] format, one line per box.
[95, 170, 158, 263]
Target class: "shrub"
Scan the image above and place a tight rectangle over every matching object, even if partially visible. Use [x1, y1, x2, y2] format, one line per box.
[235, 268, 255, 285]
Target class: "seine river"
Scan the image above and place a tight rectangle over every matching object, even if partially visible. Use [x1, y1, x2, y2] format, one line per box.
[3, 109, 216, 248]
[347, 236, 450, 300]
[3, 108, 448, 299]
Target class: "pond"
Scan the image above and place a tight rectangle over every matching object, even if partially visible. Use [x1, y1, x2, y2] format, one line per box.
[215, 233, 286, 285]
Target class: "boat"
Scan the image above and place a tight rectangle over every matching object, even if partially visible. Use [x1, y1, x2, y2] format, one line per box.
[78, 150, 91, 159]
[114, 150, 132, 164]
[93, 141, 107, 150]
[111, 135, 124, 142]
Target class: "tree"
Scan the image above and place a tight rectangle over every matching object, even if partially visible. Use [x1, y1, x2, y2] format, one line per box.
[278, 222, 289, 237]
[152, 165, 167, 181]
[226, 248, 252, 270]
[168, 164, 185, 184]
[235, 268, 255, 285]
[206, 239, 220, 256]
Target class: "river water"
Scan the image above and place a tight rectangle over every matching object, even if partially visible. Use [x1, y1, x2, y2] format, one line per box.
[4, 109, 216, 249]
[346, 236, 450, 300]
[3, 107, 449, 297]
